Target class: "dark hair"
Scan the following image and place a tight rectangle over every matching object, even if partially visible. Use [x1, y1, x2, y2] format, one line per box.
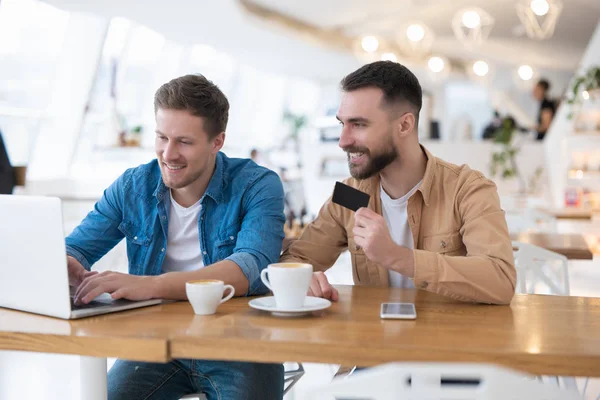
[341, 61, 422, 119]
[537, 79, 551, 92]
[154, 74, 229, 138]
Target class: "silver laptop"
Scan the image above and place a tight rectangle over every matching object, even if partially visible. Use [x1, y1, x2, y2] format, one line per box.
[0, 195, 164, 319]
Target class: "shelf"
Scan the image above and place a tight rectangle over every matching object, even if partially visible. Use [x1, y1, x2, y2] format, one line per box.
[537, 207, 594, 219]
[567, 174, 600, 190]
[571, 131, 600, 138]
[568, 170, 600, 178]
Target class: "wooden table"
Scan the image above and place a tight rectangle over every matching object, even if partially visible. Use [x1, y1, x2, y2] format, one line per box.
[512, 232, 594, 260]
[171, 286, 600, 377]
[2, 285, 600, 386]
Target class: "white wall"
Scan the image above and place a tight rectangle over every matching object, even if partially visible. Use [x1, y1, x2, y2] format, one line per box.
[545, 22, 600, 207]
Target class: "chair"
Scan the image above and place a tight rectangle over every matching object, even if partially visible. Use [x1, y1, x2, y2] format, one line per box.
[180, 362, 304, 399]
[513, 241, 582, 393]
[512, 241, 569, 295]
[307, 362, 583, 400]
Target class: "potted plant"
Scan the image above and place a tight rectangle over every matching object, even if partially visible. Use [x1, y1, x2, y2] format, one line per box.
[566, 65, 600, 118]
[490, 117, 542, 194]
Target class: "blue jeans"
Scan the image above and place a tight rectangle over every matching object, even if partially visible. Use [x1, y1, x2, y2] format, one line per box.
[108, 359, 284, 400]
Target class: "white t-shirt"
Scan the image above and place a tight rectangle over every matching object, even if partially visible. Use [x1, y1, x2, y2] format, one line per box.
[380, 181, 422, 288]
[161, 191, 205, 273]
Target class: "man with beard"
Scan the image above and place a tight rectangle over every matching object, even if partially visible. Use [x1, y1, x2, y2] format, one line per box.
[281, 61, 515, 305]
[66, 74, 285, 400]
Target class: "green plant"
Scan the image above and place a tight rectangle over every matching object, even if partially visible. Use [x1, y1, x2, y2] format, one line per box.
[283, 110, 307, 139]
[490, 118, 545, 194]
[566, 65, 600, 118]
[490, 118, 526, 191]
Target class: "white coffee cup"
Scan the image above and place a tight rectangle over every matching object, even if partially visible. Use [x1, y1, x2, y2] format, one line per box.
[185, 280, 235, 315]
[260, 263, 313, 309]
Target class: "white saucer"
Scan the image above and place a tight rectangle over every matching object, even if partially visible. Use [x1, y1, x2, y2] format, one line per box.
[248, 296, 332, 317]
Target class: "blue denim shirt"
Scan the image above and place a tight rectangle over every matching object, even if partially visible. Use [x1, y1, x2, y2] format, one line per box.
[65, 152, 285, 295]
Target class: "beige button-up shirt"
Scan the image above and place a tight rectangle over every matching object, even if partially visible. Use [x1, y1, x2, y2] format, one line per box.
[281, 146, 516, 304]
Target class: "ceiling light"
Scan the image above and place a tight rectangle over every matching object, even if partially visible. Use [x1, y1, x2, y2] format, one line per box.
[397, 21, 434, 58]
[518, 65, 534, 81]
[516, 0, 563, 39]
[381, 52, 398, 62]
[406, 24, 425, 42]
[530, 0, 550, 16]
[473, 60, 489, 77]
[462, 10, 481, 29]
[361, 36, 379, 53]
[453, 8, 494, 47]
[428, 56, 445, 73]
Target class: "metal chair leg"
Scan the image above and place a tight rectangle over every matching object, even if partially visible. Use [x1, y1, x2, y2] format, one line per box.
[283, 363, 305, 396]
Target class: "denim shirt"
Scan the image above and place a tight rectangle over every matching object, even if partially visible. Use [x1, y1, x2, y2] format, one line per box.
[65, 152, 285, 295]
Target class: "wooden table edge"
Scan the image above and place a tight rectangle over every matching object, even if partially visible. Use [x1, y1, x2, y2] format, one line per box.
[0, 333, 169, 363]
[170, 337, 600, 377]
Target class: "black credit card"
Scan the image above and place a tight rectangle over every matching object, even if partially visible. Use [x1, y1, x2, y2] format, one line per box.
[332, 181, 370, 212]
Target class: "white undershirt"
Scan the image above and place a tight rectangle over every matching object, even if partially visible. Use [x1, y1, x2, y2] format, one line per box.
[161, 191, 205, 273]
[380, 181, 422, 288]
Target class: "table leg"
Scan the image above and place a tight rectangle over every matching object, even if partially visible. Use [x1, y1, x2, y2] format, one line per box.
[80, 356, 107, 400]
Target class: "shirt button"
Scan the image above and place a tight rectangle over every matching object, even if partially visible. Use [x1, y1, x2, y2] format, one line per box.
[420, 281, 429, 289]
[201, 217, 204, 221]
[230, 236, 234, 240]
[440, 240, 447, 249]
[161, 248, 165, 252]
[162, 216, 166, 220]
[133, 236, 138, 240]
[203, 251, 207, 255]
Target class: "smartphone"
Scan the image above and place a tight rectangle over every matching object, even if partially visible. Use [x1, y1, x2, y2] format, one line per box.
[380, 302, 417, 320]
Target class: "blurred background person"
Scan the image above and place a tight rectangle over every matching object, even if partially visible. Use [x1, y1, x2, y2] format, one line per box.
[0, 127, 14, 194]
[531, 78, 556, 141]
[481, 110, 503, 140]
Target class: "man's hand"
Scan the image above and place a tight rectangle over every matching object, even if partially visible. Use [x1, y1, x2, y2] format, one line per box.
[353, 208, 414, 276]
[67, 256, 97, 287]
[73, 271, 158, 304]
[308, 271, 339, 301]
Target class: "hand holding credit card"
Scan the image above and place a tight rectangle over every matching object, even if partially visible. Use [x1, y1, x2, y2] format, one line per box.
[332, 181, 370, 212]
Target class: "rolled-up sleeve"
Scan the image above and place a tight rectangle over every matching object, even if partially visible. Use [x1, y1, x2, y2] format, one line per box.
[65, 172, 127, 270]
[225, 171, 285, 295]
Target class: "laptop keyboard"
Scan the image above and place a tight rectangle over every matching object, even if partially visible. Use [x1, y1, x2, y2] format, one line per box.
[70, 297, 136, 310]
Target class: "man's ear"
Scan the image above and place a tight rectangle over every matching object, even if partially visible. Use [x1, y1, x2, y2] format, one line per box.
[212, 132, 225, 154]
[397, 112, 416, 138]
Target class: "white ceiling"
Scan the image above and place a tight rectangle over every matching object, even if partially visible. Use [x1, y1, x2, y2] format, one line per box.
[250, 0, 600, 70]
[41, 0, 599, 80]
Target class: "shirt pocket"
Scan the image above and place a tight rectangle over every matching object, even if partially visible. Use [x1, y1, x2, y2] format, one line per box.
[421, 231, 463, 256]
[215, 229, 238, 261]
[118, 221, 151, 271]
[348, 235, 370, 284]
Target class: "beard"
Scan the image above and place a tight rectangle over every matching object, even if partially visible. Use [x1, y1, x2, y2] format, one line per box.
[346, 145, 398, 180]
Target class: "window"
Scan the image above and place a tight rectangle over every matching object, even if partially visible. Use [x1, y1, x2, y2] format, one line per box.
[0, 0, 68, 164]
